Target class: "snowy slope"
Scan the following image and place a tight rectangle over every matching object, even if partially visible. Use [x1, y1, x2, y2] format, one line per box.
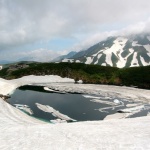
[61, 34, 150, 68]
[0, 76, 150, 149]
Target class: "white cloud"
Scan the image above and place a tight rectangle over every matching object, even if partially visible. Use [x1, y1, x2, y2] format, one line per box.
[69, 18, 150, 52]
[0, 0, 150, 61]
[0, 49, 61, 62]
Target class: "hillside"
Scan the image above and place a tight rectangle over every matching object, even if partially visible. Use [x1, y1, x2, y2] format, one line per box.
[0, 62, 149, 89]
[0, 78, 150, 150]
[61, 34, 150, 68]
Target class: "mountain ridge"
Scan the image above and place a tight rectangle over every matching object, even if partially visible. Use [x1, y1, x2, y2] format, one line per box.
[60, 33, 150, 68]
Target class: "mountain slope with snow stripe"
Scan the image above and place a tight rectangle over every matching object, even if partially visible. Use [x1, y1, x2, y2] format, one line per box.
[61, 34, 150, 68]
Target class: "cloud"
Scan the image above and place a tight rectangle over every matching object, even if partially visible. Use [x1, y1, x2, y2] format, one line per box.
[0, 0, 150, 51]
[18, 49, 61, 62]
[69, 18, 150, 52]
[0, 48, 62, 62]
[118, 19, 150, 36]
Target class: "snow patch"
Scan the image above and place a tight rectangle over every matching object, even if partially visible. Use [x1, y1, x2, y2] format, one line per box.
[90, 99, 117, 106]
[85, 57, 93, 64]
[0, 75, 74, 95]
[62, 59, 74, 62]
[132, 41, 142, 46]
[126, 103, 141, 107]
[114, 99, 120, 104]
[101, 63, 106, 66]
[44, 87, 66, 93]
[14, 104, 33, 115]
[130, 52, 139, 67]
[36, 103, 76, 122]
[103, 37, 128, 67]
[0, 66, 2, 70]
[76, 60, 80, 63]
[82, 95, 111, 100]
[104, 48, 113, 66]
[98, 101, 124, 113]
[50, 119, 67, 124]
[117, 48, 134, 68]
[97, 53, 102, 59]
[77, 80, 83, 84]
[104, 113, 126, 120]
[118, 105, 145, 113]
[94, 54, 102, 64]
[94, 60, 98, 64]
[140, 56, 150, 66]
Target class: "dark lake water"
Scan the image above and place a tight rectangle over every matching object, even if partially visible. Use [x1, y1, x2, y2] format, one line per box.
[7, 85, 150, 123]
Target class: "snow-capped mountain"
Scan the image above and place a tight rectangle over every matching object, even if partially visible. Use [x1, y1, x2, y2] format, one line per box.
[61, 34, 150, 68]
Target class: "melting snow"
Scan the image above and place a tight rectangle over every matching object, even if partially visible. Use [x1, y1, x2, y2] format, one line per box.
[90, 99, 117, 105]
[0, 77, 150, 149]
[14, 104, 33, 115]
[114, 99, 120, 104]
[94, 54, 102, 64]
[50, 119, 67, 124]
[103, 37, 128, 67]
[62, 59, 74, 62]
[140, 56, 150, 66]
[126, 103, 141, 107]
[94, 60, 98, 64]
[118, 105, 145, 113]
[132, 41, 142, 46]
[36, 103, 76, 122]
[101, 63, 106, 66]
[76, 60, 80, 63]
[44, 87, 66, 93]
[85, 57, 93, 64]
[0, 66, 2, 70]
[130, 52, 139, 67]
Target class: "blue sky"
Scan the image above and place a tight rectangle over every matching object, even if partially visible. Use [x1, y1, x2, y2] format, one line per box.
[8, 38, 78, 52]
[0, 0, 150, 62]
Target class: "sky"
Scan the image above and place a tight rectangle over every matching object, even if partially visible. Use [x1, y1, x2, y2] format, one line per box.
[0, 0, 150, 62]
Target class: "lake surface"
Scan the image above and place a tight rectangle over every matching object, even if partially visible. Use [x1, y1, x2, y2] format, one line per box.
[8, 85, 150, 123]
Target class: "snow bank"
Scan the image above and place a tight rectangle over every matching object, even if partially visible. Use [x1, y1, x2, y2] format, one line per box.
[1, 97, 150, 150]
[118, 105, 145, 113]
[0, 78, 18, 95]
[0, 75, 74, 95]
[0, 76, 150, 149]
[44, 87, 66, 93]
